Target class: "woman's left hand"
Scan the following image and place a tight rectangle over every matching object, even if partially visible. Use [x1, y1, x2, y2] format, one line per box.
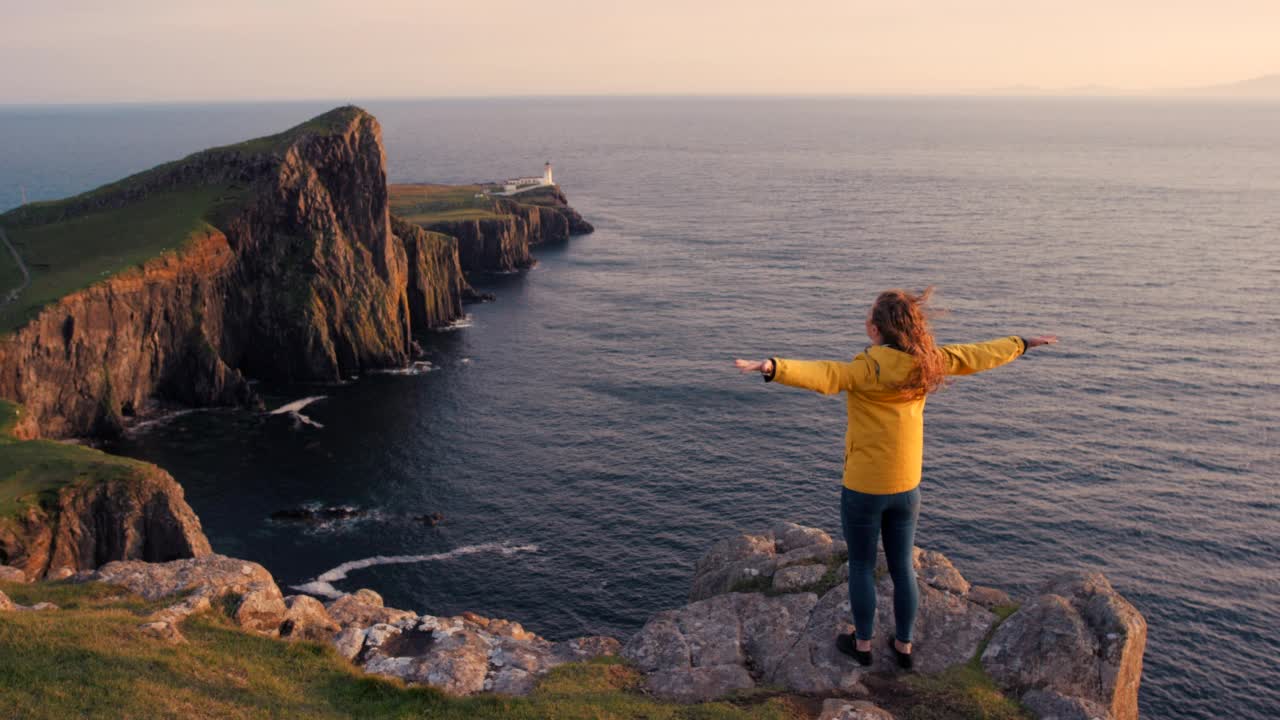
[734, 359, 773, 375]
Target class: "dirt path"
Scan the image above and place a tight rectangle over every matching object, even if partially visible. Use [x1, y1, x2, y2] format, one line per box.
[0, 225, 30, 305]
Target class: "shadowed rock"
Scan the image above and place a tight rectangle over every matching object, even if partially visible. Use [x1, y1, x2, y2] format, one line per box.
[0, 466, 211, 580]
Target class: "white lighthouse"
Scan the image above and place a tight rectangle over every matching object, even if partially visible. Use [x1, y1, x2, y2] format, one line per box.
[543, 161, 554, 186]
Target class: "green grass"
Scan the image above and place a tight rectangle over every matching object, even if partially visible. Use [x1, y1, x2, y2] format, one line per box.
[0, 579, 802, 720]
[895, 601, 1029, 720]
[0, 185, 239, 333]
[388, 184, 506, 224]
[0, 106, 370, 335]
[0, 401, 151, 519]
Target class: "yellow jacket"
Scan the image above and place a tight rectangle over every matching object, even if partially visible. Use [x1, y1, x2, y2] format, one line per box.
[769, 336, 1027, 495]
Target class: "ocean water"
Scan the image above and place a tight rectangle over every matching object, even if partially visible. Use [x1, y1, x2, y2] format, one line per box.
[2, 97, 1277, 718]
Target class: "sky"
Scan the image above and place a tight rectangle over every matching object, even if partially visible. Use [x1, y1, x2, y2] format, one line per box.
[2, 0, 1279, 103]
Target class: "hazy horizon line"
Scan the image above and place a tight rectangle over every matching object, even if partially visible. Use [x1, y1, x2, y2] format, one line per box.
[3, 88, 1280, 109]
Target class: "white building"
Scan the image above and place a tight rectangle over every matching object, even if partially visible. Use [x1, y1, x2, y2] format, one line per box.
[500, 162, 555, 194]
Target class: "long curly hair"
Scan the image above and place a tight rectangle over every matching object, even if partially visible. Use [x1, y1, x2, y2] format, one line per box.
[870, 286, 948, 398]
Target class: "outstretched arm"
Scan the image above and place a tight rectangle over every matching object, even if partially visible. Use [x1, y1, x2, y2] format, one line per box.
[734, 356, 869, 395]
[941, 334, 1057, 375]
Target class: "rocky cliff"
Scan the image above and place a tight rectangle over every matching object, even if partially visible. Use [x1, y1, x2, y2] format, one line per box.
[407, 185, 595, 275]
[0, 107, 474, 438]
[0, 402, 211, 579]
[626, 521, 1148, 720]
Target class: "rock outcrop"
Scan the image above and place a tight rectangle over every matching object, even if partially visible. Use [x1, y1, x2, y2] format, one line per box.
[420, 214, 536, 275]
[0, 448, 211, 580]
[346, 605, 620, 696]
[0, 107, 474, 439]
[625, 521, 1147, 719]
[415, 186, 594, 275]
[80, 553, 620, 697]
[982, 572, 1147, 720]
[90, 554, 287, 640]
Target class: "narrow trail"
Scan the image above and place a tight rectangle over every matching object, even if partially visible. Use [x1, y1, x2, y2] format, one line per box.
[0, 225, 30, 305]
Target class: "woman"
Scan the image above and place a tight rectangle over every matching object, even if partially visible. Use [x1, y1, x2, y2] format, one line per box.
[734, 287, 1056, 669]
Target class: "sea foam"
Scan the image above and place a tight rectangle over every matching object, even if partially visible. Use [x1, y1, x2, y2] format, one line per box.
[292, 541, 539, 599]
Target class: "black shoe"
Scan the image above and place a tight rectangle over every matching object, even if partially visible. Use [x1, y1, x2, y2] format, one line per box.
[888, 636, 913, 671]
[836, 633, 872, 666]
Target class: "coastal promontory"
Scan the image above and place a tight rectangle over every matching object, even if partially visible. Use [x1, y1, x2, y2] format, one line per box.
[0, 106, 592, 439]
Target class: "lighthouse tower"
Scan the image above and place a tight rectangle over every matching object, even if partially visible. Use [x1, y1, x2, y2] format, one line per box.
[543, 161, 554, 186]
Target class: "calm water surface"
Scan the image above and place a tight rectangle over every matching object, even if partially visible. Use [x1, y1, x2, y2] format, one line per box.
[2, 98, 1277, 719]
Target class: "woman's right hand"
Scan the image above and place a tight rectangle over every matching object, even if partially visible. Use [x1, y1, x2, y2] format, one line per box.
[734, 358, 774, 375]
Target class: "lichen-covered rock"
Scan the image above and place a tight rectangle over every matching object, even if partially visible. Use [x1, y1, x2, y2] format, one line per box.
[90, 554, 291, 635]
[89, 554, 274, 601]
[0, 589, 14, 611]
[632, 522, 1002, 701]
[773, 563, 827, 592]
[325, 589, 416, 630]
[818, 699, 896, 720]
[689, 532, 779, 601]
[233, 582, 287, 635]
[352, 610, 618, 697]
[280, 594, 341, 642]
[982, 571, 1146, 720]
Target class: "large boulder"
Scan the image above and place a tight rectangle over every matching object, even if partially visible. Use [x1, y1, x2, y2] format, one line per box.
[280, 594, 341, 642]
[89, 554, 286, 636]
[628, 522, 1000, 701]
[981, 571, 1147, 720]
[689, 521, 846, 601]
[325, 588, 416, 630]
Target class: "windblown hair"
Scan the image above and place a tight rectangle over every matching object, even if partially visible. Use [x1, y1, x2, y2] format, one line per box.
[870, 286, 948, 398]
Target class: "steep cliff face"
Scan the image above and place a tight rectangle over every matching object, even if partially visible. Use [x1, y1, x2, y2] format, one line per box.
[422, 215, 535, 274]
[216, 113, 413, 382]
[391, 215, 471, 330]
[0, 231, 252, 438]
[0, 403, 212, 579]
[0, 107, 472, 438]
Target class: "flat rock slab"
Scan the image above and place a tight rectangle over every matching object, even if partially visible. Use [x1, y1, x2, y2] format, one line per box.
[344, 609, 620, 696]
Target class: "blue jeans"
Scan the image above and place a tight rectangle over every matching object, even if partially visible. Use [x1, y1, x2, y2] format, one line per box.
[840, 486, 920, 643]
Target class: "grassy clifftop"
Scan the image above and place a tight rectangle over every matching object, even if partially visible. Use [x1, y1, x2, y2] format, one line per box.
[0, 107, 370, 334]
[388, 184, 506, 223]
[0, 400, 153, 520]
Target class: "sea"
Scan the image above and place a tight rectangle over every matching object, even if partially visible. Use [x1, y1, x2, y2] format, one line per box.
[1, 97, 1276, 719]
